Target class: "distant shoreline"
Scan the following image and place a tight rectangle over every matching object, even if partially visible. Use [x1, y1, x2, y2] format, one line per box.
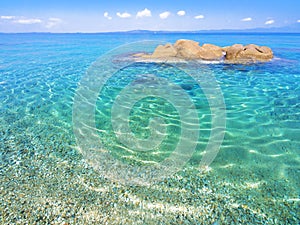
[1, 31, 300, 35]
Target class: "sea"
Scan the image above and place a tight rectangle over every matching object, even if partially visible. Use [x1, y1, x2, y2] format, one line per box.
[0, 33, 299, 224]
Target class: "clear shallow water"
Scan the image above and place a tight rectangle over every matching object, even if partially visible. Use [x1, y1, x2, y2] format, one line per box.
[0, 33, 299, 223]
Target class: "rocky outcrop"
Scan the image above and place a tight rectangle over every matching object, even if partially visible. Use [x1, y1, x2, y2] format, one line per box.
[223, 44, 244, 61]
[152, 43, 177, 58]
[135, 39, 273, 63]
[225, 44, 273, 62]
[199, 43, 224, 60]
[174, 39, 202, 59]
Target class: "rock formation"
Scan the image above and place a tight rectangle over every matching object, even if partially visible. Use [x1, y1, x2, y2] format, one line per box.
[174, 39, 203, 59]
[135, 39, 273, 63]
[224, 44, 273, 62]
[152, 43, 177, 58]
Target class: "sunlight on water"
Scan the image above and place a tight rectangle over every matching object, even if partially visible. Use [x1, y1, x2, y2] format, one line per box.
[0, 33, 299, 224]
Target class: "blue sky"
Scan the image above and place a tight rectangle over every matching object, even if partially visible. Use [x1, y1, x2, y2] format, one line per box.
[0, 0, 299, 32]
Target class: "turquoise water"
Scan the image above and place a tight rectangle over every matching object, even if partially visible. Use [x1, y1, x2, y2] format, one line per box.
[0, 33, 299, 223]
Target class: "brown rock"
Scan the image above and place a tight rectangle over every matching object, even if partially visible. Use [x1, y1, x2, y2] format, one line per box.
[222, 46, 230, 51]
[224, 44, 244, 61]
[231, 44, 244, 49]
[199, 44, 224, 60]
[259, 46, 273, 59]
[133, 53, 147, 57]
[133, 52, 152, 59]
[244, 44, 260, 50]
[152, 43, 177, 58]
[236, 47, 260, 61]
[133, 39, 273, 63]
[235, 44, 273, 62]
[174, 39, 202, 59]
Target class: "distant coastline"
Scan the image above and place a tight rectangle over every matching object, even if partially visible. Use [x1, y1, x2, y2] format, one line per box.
[1, 23, 300, 34]
[1, 31, 300, 35]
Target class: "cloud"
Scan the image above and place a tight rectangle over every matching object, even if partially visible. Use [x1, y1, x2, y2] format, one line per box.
[194, 15, 204, 19]
[13, 18, 42, 24]
[241, 17, 252, 22]
[177, 11, 186, 16]
[265, 19, 275, 25]
[104, 12, 112, 20]
[297, 19, 300, 23]
[1, 16, 61, 28]
[1, 15, 15, 20]
[136, 8, 152, 18]
[159, 11, 171, 19]
[46, 18, 62, 28]
[116, 12, 131, 18]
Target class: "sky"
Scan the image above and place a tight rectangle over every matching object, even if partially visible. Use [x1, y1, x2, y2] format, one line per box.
[0, 0, 300, 32]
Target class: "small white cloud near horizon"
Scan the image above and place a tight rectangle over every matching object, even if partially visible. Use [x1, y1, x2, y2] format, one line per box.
[159, 11, 171, 19]
[46, 18, 62, 28]
[297, 19, 300, 23]
[13, 18, 42, 24]
[265, 19, 275, 25]
[194, 15, 204, 19]
[241, 17, 252, 22]
[1, 15, 15, 20]
[104, 12, 112, 20]
[136, 8, 152, 18]
[116, 12, 131, 18]
[177, 10, 186, 16]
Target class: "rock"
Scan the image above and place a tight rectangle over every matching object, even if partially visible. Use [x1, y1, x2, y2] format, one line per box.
[244, 44, 260, 50]
[133, 53, 147, 58]
[222, 46, 230, 51]
[173, 40, 224, 60]
[230, 44, 274, 62]
[152, 43, 177, 58]
[199, 44, 224, 60]
[224, 44, 244, 61]
[174, 39, 202, 59]
[258, 46, 273, 59]
[133, 39, 273, 63]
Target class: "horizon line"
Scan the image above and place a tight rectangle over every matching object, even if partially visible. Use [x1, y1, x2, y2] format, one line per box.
[1, 30, 300, 34]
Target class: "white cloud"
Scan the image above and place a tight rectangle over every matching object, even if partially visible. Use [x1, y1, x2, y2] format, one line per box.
[297, 19, 300, 23]
[159, 11, 171, 19]
[46, 18, 62, 28]
[177, 10, 186, 16]
[116, 12, 131, 18]
[104, 12, 112, 20]
[241, 17, 252, 22]
[1, 15, 15, 20]
[13, 18, 42, 24]
[194, 15, 204, 19]
[265, 19, 274, 25]
[136, 8, 152, 18]
[1, 16, 61, 28]
[49, 17, 61, 22]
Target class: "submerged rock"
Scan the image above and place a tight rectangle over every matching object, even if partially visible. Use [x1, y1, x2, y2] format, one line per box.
[134, 39, 273, 63]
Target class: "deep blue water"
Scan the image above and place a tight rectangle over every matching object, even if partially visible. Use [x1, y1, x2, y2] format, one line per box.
[0, 33, 299, 223]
